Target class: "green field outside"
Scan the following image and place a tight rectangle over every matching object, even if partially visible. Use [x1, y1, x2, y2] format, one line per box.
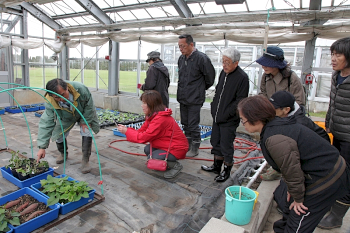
[27, 67, 215, 102]
[28, 67, 146, 93]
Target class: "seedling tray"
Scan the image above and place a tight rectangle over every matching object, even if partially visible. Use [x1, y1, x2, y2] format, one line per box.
[0, 187, 60, 233]
[32, 103, 45, 110]
[31, 174, 96, 215]
[5, 106, 25, 114]
[1, 167, 54, 188]
[0, 108, 5, 115]
[21, 105, 40, 112]
[112, 121, 144, 137]
[34, 111, 44, 118]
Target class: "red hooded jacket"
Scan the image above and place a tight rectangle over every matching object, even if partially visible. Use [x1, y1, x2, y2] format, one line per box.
[125, 109, 188, 159]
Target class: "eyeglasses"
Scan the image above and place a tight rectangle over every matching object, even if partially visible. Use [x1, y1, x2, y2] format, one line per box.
[222, 60, 234, 66]
[178, 44, 188, 49]
[240, 118, 248, 126]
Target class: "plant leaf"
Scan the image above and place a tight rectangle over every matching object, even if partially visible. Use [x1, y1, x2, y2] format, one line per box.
[0, 221, 7, 231]
[81, 191, 89, 198]
[0, 214, 4, 222]
[47, 195, 60, 206]
[9, 217, 20, 226]
[11, 212, 21, 217]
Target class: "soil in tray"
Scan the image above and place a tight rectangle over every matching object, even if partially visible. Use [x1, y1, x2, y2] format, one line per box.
[4, 194, 50, 224]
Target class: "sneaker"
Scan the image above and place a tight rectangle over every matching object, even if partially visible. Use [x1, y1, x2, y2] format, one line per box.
[260, 167, 281, 181]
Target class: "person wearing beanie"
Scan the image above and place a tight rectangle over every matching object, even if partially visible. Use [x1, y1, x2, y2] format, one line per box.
[141, 51, 170, 107]
[256, 46, 305, 106]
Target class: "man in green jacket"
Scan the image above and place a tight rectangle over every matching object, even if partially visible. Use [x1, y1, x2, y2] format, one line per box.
[36, 79, 99, 174]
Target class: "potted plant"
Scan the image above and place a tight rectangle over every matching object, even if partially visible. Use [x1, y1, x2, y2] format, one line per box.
[0, 188, 59, 232]
[5, 151, 24, 178]
[31, 175, 95, 214]
[0, 206, 19, 233]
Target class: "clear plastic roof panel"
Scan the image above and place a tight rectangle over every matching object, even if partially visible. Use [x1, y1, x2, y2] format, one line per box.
[146, 7, 169, 18]
[248, 0, 272, 12]
[200, 2, 225, 14]
[108, 12, 124, 22]
[130, 9, 152, 20]
[188, 3, 204, 16]
[273, 0, 300, 10]
[117, 10, 137, 21]
[161, 6, 179, 17]
[223, 3, 248, 13]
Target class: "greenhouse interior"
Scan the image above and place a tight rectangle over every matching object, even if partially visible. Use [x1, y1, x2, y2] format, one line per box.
[0, 0, 350, 232]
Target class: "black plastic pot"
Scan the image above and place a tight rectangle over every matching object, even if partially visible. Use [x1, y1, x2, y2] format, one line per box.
[10, 167, 19, 178]
[29, 167, 46, 178]
[18, 172, 29, 181]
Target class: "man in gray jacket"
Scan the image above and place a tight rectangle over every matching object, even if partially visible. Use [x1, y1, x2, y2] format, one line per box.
[177, 34, 215, 157]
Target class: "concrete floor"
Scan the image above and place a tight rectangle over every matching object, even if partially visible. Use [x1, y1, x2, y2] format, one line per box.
[0, 111, 253, 233]
[1, 111, 349, 233]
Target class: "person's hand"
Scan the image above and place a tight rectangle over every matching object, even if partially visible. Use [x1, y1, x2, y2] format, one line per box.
[81, 123, 91, 133]
[289, 200, 308, 215]
[37, 149, 46, 163]
[326, 127, 330, 133]
[287, 191, 291, 202]
[117, 124, 127, 134]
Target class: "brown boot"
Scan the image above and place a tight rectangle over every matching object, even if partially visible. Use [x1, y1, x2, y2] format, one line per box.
[81, 136, 92, 174]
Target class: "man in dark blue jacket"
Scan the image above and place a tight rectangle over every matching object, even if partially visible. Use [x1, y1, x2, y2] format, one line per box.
[177, 34, 215, 157]
[201, 47, 249, 182]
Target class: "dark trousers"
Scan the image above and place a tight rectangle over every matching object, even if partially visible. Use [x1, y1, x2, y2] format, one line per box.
[333, 137, 350, 204]
[144, 144, 177, 162]
[180, 104, 202, 140]
[273, 169, 350, 233]
[333, 137, 350, 163]
[210, 121, 237, 164]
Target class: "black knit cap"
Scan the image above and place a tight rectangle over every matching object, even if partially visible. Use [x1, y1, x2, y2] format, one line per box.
[269, 91, 295, 109]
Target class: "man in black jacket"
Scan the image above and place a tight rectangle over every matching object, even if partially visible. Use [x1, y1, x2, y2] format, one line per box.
[177, 34, 215, 157]
[141, 51, 170, 107]
[201, 47, 249, 182]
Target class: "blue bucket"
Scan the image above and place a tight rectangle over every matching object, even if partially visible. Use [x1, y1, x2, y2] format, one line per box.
[225, 186, 257, 225]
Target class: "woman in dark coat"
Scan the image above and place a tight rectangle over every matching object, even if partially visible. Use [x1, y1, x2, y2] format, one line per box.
[237, 95, 350, 233]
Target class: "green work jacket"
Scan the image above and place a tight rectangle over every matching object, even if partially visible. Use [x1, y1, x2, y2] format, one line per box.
[37, 81, 99, 149]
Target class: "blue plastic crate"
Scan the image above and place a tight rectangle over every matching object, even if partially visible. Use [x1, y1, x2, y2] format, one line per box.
[0, 187, 60, 233]
[113, 128, 126, 137]
[21, 105, 39, 112]
[31, 175, 95, 215]
[35, 112, 42, 117]
[0, 108, 5, 115]
[5, 106, 25, 114]
[1, 167, 54, 188]
[32, 103, 45, 110]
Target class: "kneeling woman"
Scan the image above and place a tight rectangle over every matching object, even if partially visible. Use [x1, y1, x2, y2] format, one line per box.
[237, 95, 350, 233]
[117, 90, 188, 179]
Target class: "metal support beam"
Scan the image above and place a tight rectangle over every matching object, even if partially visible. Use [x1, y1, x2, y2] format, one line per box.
[309, 0, 322, 10]
[21, 10, 29, 87]
[108, 40, 119, 96]
[52, 1, 170, 20]
[74, 0, 113, 24]
[301, 36, 316, 85]
[170, 0, 193, 18]
[59, 44, 69, 80]
[4, 16, 20, 33]
[20, 2, 61, 31]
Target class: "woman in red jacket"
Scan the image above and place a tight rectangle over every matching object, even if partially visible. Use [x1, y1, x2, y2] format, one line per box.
[117, 90, 188, 179]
